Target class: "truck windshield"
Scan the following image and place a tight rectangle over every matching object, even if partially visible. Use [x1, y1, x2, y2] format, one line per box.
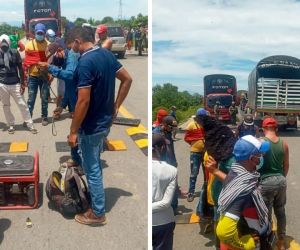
[29, 19, 58, 34]
[207, 95, 233, 108]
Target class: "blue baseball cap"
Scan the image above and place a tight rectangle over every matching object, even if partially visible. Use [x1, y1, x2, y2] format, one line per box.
[35, 23, 46, 34]
[233, 135, 270, 161]
[196, 108, 207, 116]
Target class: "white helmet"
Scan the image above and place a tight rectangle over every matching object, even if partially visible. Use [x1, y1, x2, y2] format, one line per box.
[46, 29, 56, 38]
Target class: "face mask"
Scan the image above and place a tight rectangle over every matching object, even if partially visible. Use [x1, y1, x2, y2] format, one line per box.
[35, 34, 45, 42]
[0, 46, 8, 53]
[256, 156, 264, 170]
[48, 37, 55, 43]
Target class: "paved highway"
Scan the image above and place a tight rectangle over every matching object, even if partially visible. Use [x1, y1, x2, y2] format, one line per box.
[173, 124, 300, 250]
[0, 50, 148, 250]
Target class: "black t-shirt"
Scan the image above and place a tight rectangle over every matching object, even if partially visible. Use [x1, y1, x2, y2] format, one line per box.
[0, 49, 22, 85]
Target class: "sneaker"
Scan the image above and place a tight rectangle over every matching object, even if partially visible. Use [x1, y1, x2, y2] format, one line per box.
[8, 126, 15, 134]
[27, 124, 38, 134]
[42, 117, 49, 126]
[187, 193, 194, 202]
[75, 208, 106, 226]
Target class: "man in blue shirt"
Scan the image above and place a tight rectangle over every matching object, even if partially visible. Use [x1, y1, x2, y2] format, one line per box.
[38, 36, 81, 167]
[66, 27, 132, 226]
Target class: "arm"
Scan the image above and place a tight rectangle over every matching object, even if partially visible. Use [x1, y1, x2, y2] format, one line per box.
[48, 53, 78, 81]
[283, 140, 289, 176]
[206, 156, 227, 181]
[48, 64, 74, 81]
[114, 68, 132, 117]
[152, 175, 177, 212]
[16, 51, 24, 84]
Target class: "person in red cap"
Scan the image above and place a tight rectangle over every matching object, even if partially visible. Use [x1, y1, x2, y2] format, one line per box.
[152, 108, 168, 129]
[96, 25, 113, 50]
[259, 117, 289, 250]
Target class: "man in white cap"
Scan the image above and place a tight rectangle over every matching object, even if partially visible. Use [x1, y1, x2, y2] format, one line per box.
[0, 34, 37, 134]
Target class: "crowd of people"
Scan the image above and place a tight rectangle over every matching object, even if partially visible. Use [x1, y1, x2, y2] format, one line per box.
[0, 23, 132, 226]
[152, 107, 289, 250]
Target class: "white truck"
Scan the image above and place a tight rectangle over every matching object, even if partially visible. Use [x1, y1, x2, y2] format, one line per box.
[248, 55, 300, 129]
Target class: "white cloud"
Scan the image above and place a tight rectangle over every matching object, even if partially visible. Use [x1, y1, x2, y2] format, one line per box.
[153, 0, 300, 91]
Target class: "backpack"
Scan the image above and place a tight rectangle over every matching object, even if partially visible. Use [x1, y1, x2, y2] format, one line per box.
[46, 167, 90, 218]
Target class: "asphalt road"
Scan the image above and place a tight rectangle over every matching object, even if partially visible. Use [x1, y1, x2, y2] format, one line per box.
[0, 50, 148, 250]
[173, 125, 300, 250]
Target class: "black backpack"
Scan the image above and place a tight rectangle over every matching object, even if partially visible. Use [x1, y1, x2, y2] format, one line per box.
[46, 167, 90, 218]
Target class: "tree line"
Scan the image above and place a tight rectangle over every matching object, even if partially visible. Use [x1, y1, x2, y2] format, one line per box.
[70, 13, 148, 29]
[152, 83, 203, 123]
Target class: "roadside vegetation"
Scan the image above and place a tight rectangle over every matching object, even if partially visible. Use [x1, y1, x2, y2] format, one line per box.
[152, 83, 203, 123]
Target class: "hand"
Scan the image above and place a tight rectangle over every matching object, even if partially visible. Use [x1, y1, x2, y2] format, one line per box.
[68, 132, 78, 148]
[23, 77, 28, 87]
[113, 105, 119, 122]
[48, 74, 54, 84]
[20, 84, 26, 95]
[37, 62, 49, 69]
[206, 156, 218, 173]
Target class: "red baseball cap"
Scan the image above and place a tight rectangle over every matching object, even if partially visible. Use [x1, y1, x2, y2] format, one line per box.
[262, 117, 277, 128]
[96, 25, 107, 34]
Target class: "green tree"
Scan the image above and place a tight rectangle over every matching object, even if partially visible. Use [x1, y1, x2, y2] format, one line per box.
[74, 17, 87, 27]
[152, 83, 203, 122]
[101, 16, 115, 25]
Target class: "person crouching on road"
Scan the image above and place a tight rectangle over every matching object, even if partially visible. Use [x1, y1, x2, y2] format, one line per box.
[216, 135, 271, 250]
[259, 117, 289, 250]
[0, 34, 37, 134]
[184, 108, 207, 202]
[23, 23, 50, 126]
[152, 133, 177, 250]
[67, 27, 132, 226]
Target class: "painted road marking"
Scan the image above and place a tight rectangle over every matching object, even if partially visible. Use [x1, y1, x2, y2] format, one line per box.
[118, 106, 148, 156]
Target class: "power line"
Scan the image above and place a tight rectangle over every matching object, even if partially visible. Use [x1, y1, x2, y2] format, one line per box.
[118, 0, 123, 20]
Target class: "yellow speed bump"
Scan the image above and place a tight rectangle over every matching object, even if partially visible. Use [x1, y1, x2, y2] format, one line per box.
[9, 141, 28, 153]
[106, 140, 127, 151]
[119, 105, 148, 156]
[175, 213, 200, 224]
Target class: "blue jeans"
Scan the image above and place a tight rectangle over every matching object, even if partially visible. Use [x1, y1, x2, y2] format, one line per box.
[60, 81, 77, 113]
[27, 76, 49, 117]
[71, 145, 81, 166]
[189, 152, 203, 194]
[259, 175, 287, 240]
[78, 129, 108, 216]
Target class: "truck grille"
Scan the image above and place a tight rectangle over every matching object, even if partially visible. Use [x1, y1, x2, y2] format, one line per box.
[256, 78, 300, 110]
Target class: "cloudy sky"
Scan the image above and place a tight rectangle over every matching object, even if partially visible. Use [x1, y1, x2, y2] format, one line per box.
[153, 0, 300, 93]
[0, 0, 147, 25]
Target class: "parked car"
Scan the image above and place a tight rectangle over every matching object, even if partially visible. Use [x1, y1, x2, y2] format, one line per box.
[107, 26, 127, 58]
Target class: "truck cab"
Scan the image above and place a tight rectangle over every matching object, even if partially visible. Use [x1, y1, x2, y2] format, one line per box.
[204, 74, 237, 121]
[24, 0, 61, 38]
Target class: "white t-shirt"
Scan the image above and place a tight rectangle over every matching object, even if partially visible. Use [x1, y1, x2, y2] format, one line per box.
[152, 160, 177, 226]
